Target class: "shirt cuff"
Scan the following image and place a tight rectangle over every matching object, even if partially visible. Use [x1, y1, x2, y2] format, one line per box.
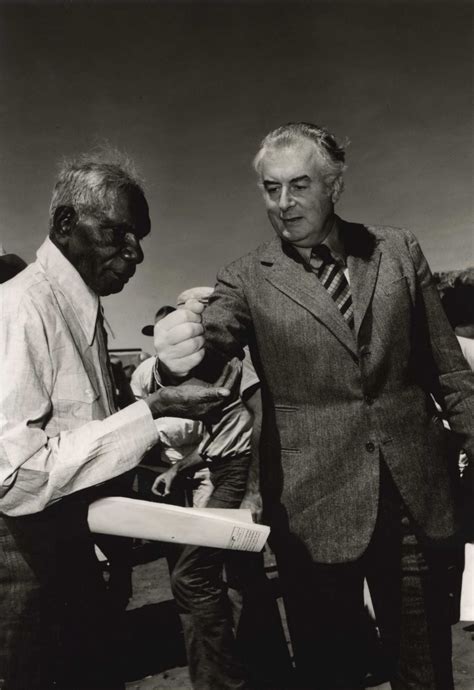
[108, 399, 159, 449]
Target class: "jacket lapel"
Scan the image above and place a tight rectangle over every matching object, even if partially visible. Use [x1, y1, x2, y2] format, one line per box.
[343, 222, 382, 338]
[261, 239, 359, 358]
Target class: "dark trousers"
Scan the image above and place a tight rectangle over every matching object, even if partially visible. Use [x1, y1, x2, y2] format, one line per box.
[0, 497, 124, 690]
[276, 462, 460, 690]
[170, 456, 250, 690]
[171, 455, 290, 690]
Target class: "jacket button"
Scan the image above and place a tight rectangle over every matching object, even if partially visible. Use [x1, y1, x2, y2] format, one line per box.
[360, 345, 371, 357]
[365, 396, 375, 405]
[365, 441, 376, 453]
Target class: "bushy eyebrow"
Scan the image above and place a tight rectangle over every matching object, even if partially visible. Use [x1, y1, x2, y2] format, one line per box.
[99, 219, 149, 240]
[290, 175, 311, 184]
[263, 174, 311, 187]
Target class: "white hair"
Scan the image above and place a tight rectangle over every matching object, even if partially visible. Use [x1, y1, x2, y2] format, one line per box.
[49, 147, 145, 228]
[253, 122, 348, 202]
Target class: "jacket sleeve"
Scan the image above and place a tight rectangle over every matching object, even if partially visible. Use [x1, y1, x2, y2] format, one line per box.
[406, 230, 474, 461]
[202, 262, 253, 362]
[0, 297, 159, 516]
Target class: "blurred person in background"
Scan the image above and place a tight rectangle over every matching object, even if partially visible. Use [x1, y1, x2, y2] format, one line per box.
[0, 245, 27, 284]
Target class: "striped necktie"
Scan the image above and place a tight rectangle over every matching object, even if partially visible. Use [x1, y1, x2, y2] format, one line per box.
[310, 244, 354, 330]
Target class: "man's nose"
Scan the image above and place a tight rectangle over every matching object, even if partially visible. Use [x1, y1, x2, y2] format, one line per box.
[121, 234, 144, 264]
[278, 187, 294, 212]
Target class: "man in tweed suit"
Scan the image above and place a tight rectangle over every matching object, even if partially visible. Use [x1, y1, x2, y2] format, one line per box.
[154, 123, 474, 689]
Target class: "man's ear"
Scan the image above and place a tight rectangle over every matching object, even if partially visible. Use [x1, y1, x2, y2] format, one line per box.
[51, 206, 77, 245]
[330, 175, 344, 204]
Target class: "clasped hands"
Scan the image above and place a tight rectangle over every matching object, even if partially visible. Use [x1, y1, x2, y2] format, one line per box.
[144, 299, 235, 423]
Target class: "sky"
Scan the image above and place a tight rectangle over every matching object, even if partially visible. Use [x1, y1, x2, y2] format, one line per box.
[0, 1, 472, 350]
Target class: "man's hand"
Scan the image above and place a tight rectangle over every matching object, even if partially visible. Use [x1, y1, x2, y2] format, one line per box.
[240, 490, 263, 523]
[145, 384, 230, 421]
[154, 301, 206, 377]
[151, 466, 178, 497]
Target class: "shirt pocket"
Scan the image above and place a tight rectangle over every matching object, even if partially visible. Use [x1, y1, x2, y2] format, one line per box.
[54, 374, 99, 422]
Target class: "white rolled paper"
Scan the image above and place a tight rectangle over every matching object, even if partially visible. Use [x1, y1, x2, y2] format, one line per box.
[88, 496, 270, 552]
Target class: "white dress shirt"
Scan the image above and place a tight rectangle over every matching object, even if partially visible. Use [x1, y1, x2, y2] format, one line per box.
[0, 237, 160, 516]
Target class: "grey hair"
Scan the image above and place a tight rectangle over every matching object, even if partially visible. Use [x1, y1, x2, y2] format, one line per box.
[49, 147, 146, 228]
[253, 122, 348, 202]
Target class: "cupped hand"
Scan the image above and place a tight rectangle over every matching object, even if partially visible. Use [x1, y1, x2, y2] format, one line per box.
[151, 467, 178, 497]
[145, 384, 230, 421]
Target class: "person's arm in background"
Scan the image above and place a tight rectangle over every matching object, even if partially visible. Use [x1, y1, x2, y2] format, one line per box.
[151, 383, 264, 516]
[151, 446, 206, 498]
[240, 384, 263, 523]
[405, 231, 474, 539]
[406, 231, 474, 462]
[130, 357, 157, 400]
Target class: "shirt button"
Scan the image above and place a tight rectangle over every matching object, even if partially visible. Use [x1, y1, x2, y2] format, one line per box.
[365, 441, 376, 453]
[84, 388, 95, 401]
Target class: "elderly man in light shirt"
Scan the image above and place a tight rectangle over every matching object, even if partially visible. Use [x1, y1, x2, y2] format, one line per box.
[0, 153, 230, 690]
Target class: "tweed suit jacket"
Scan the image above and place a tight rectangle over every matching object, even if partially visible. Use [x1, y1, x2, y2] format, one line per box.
[201, 218, 474, 563]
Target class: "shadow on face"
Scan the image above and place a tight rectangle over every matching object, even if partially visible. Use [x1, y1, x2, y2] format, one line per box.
[51, 187, 151, 296]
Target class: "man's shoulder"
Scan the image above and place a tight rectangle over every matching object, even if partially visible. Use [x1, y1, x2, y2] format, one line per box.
[221, 238, 280, 274]
[364, 223, 412, 242]
[344, 220, 419, 258]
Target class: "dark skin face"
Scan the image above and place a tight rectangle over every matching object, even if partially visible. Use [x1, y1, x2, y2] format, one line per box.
[51, 187, 150, 296]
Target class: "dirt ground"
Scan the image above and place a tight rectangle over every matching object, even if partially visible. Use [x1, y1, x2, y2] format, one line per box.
[121, 544, 474, 690]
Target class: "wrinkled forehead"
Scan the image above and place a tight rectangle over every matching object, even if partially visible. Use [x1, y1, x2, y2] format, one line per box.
[259, 139, 325, 183]
[87, 186, 151, 234]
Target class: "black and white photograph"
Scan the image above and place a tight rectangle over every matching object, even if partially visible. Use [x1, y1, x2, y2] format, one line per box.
[0, 1, 473, 688]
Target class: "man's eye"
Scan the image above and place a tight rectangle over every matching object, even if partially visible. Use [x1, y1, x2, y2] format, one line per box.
[292, 185, 308, 192]
[112, 227, 127, 243]
[266, 187, 280, 197]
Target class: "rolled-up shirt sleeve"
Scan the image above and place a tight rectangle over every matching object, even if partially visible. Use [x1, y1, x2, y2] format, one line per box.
[0, 297, 159, 516]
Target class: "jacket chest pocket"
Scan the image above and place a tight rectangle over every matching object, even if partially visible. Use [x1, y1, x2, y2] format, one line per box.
[373, 275, 412, 342]
[381, 276, 408, 295]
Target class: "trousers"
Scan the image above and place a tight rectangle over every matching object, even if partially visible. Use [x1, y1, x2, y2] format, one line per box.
[275, 461, 461, 690]
[171, 455, 291, 689]
[170, 455, 250, 690]
[0, 494, 124, 690]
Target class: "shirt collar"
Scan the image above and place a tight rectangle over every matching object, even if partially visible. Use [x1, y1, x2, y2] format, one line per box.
[36, 237, 99, 345]
[294, 216, 347, 269]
